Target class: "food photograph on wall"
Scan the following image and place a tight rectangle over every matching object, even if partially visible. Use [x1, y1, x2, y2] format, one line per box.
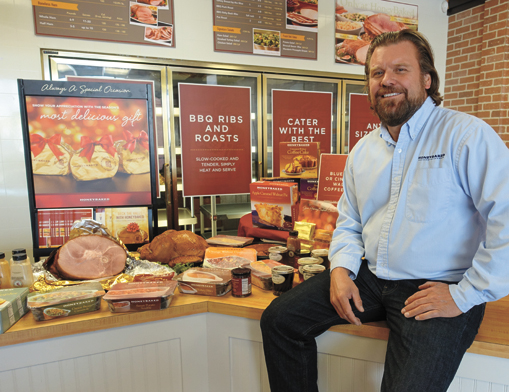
[335, 0, 418, 65]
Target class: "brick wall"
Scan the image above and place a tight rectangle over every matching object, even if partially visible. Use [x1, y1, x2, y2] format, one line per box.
[443, 0, 509, 142]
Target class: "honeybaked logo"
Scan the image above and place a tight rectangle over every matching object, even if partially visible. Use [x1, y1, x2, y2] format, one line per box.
[418, 153, 445, 161]
[287, 148, 309, 154]
[257, 187, 283, 191]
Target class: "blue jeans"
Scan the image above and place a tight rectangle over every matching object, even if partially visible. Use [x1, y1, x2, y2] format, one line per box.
[260, 261, 485, 392]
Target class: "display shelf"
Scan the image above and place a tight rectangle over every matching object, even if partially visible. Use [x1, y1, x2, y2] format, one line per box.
[199, 202, 251, 237]
[157, 208, 197, 228]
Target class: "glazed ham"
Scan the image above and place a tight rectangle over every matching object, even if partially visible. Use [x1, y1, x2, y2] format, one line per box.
[54, 235, 127, 280]
[364, 13, 407, 38]
[132, 5, 156, 24]
[138, 230, 208, 267]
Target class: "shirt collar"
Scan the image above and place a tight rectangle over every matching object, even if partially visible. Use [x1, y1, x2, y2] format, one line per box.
[379, 97, 436, 145]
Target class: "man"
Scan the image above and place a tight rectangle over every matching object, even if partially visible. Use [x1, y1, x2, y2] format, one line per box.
[260, 30, 509, 392]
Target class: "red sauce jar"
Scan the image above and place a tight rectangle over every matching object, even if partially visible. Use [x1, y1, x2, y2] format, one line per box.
[231, 267, 252, 298]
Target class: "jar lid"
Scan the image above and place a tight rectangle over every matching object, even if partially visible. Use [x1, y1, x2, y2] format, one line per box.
[303, 264, 326, 273]
[297, 257, 321, 266]
[12, 253, 27, 262]
[0, 252, 4, 259]
[289, 230, 299, 236]
[268, 246, 287, 253]
[12, 248, 26, 255]
[231, 267, 251, 276]
[271, 265, 294, 274]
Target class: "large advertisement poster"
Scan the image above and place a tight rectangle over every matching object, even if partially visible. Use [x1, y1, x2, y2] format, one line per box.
[335, 0, 418, 65]
[348, 93, 380, 151]
[271, 90, 332, 174]
[317, 153, 348, 202]
[33, 0, 176, 47]
[19, 80, 154, 209]
[213, 0, 318, 59]
[179, 84, 252, 197]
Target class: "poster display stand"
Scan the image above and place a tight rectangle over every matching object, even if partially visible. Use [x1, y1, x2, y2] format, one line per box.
[18, 79, 158, 259]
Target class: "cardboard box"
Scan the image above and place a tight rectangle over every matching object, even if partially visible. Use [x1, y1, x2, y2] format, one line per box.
[250, 181, 299, 231]
[300, 178, 318, 200]
[297, 199, 339, 232]
[279, 142, 320, 178]
[0, 287, 29, 334]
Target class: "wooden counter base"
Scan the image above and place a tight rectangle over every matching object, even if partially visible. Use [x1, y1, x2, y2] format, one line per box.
[2, 285, 509, 359]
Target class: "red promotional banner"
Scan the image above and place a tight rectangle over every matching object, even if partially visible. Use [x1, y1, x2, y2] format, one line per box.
[317, 153, 348, 202]
[348, 93, 380, 151]
[25, 95, 152, 208]
[272, 90, 332, 173]
[179, 84, 252, 197]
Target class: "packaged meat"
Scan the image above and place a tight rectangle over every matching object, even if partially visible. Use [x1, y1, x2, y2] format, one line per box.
[103, 281, 177, 312]
[27, 282, 105, 321]
[206, 235, 254, 247]
[174, 268, 232, 296]
[204, 247, 257, 267]
[0, 288, 29, 333]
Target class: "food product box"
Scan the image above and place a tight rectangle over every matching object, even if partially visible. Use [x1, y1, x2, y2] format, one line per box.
[300, 178, 318, 200]
[250, 181, 299, 231]
[279, 142, 320, 178]
[174, 268, 232, 296]
[247, 260, 285, 291]
[27, 282, 105, 321]
[298, 199, 339, 232]
[206, 235, 254, 247]
[203, 247, 257, 269]
[0, 288, 29, 334]
[103, 281, 177, 313]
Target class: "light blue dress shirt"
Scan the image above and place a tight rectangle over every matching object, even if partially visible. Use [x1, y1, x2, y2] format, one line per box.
[329, 97, 509, 312]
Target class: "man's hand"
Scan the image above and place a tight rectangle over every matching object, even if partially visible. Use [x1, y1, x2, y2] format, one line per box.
[330, 267, 364, 325]
[402, 282, 462, 320]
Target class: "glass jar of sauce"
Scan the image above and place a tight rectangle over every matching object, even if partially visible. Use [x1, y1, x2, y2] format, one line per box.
[231, 267, 252, 298]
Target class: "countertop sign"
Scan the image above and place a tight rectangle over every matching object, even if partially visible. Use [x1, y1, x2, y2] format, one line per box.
[33, 0, 176, 47]
[317, 153, 348, 202]
[178, 84, 252, 197]
[271, 89, 332, 174]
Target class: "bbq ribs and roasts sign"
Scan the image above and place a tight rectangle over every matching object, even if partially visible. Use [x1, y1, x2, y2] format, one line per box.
[335, 0, 418, 65]
[18, 79, 156, 209]
[178, 84, 252, 197]
[33, 0, 175, 47]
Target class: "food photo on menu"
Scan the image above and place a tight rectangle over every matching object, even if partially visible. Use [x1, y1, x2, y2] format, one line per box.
[144, 22, 173, 46]
[130, 2, 158, 26]
[253, 29, 281, 56]
[286, 0, 318, 32]
[335, 2, 416, 65]
[136, 0, 168, 8]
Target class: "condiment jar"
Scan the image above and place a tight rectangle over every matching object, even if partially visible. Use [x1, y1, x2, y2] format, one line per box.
[297, 257, 322, 282]
[286, 230, 301, 268]
[0, 252, 11, 289]
[311, 249, 330, 269]
[302, 264, 326, 280]
[10, 253, 34, 288]
[268, 246, 290, 266]
[272, 265, 295, 296]
[231, 267, 252, 298]
[11, 248, 31, 265]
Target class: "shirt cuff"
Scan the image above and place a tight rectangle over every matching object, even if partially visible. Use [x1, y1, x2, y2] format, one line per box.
[329, 254, 362, 280]
[449, 279, 485, 313]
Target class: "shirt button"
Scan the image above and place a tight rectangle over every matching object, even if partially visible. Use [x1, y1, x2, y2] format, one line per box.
[398, 149, 402, 153]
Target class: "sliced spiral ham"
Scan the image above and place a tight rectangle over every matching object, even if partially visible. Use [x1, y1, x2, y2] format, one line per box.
[364, 13, 407, 38]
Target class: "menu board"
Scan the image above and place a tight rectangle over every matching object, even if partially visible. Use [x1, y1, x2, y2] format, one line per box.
[317, 153, 348, 202]
[179, 84, 252, 197]
[335, 0, 418, 65]
[33, 0, 175, 47]
[19, 79, 156, 209]
[37, 208, 93, 248]
[271, 89, 332, 174]
[213, 0, 318, 59]
[348, 93, 380, 151]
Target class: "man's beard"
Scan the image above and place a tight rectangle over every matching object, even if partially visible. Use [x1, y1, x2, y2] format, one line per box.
[371, 85, 427, 127]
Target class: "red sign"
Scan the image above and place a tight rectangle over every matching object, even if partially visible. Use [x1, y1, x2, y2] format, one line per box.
[317, 154, 348, 202]
[348, 93, 380, 151]
[179, 84, 252, 197]
[272, 90, 332, 173]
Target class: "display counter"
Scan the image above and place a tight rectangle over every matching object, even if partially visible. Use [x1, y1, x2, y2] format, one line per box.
[1, 283, 509, 392]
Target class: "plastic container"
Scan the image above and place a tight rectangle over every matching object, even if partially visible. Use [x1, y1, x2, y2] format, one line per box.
[174, 268, 232, 296]
[0, 252, 11, 289]
[231, 268, 252, 298]
[103, 281, 178, 312]
[10, 253, 34, 288]
[27, 282, 105, 321]
[10, 248, 30, 265]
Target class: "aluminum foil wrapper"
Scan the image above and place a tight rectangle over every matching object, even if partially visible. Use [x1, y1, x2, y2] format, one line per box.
[32, 255, 174, 292]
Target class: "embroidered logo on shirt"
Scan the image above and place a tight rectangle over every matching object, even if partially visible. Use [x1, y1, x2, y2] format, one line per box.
[418, 153, 445, 161]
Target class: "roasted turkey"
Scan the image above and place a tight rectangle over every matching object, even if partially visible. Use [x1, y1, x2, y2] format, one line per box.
[137, 230, 208, 267]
